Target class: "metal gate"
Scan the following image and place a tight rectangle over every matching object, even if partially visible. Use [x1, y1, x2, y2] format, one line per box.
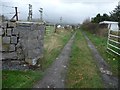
[107, 28, 120, 56]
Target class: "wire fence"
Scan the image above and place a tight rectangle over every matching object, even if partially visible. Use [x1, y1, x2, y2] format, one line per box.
[0, 4, 16, 20]
[0, 2, 56, 23]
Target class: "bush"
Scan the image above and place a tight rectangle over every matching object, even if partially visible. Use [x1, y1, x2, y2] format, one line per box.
[81, 22, 108, 37]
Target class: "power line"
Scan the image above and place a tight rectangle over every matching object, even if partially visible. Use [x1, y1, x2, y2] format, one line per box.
[60, 17, 62, 24]
[2, 12, 20, 14]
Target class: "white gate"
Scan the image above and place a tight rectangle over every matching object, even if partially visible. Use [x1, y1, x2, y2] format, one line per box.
[107, 27, 120, 56]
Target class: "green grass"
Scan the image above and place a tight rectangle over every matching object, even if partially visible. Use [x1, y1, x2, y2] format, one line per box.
[45, 25, 55, 35]
[2, 70, 43, 88]
[84, 31, 119, 76]
[66, 30, 103, 88]
[42, 28, 73, 70]
[2, 26, 73, 88]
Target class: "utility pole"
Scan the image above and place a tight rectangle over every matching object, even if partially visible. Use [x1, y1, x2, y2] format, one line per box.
[60, 16, 62, 24]
[27, 4, 32, 21]
[39, 8, 43, 22]
[11, 7, 18, 21]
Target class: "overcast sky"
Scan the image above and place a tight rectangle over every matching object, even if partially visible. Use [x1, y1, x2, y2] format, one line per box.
[0, 0, 119, 24]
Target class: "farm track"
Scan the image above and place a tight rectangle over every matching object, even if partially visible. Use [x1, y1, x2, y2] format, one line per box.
[33, 30, 118, 88]
[82, 31, 118, 88]
[33, 32, 76, 88]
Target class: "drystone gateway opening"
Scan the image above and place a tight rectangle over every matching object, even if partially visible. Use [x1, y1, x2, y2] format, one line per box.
[1, 21, 45, 69]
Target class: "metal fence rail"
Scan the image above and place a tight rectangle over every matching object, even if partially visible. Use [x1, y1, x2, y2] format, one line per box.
[107, 29, 120, 56]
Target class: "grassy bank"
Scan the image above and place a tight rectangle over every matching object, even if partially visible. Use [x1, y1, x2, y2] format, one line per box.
[42, 27, 73, 70]
[84, 31, 118, 76]
[2, 26, 73, 88]
[66, 30, 103, 88]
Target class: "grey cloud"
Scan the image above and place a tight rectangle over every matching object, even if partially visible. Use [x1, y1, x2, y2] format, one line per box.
[0, 0, 119, 24]
[60, 0, 118, 3]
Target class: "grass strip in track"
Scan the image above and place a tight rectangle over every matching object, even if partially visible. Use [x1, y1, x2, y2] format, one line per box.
[66, 30, 103, 88]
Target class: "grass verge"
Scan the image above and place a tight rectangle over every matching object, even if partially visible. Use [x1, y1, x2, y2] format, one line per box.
[2, 70, 43, 88]
[84, 31, 119, 76]
[42, 28, 73, 70]
[66, 30, 103, 88]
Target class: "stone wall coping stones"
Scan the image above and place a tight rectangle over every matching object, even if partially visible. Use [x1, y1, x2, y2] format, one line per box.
[16, 21, 45, 25]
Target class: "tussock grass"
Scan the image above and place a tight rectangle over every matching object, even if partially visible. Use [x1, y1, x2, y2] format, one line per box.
[42, 28, 73, 70]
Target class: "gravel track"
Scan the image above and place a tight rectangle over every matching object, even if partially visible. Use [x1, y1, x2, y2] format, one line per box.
[33, 32, 76, 88]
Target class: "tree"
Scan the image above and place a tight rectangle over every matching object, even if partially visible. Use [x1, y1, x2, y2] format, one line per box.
[102, 13, 110, 21]
[54, 24, 57, 33]
[91, 13, 111, 23]
[110, 5, 120, 29]
[91, 13, 103, 23]
[110, 5, 120, 22]
[83, 18, 90, 24]
[0, 15, 9, 21]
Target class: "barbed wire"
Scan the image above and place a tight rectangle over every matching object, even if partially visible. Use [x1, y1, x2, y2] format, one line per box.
[2, 12, 20, 14]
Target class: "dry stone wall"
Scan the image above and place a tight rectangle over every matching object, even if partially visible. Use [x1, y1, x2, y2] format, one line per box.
[0, 21, 45, 66]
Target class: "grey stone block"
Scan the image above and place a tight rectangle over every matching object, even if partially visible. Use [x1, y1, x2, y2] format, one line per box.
[0, 28, 3, 36]
[7, 22, 16, 28]
[2, 44, 9, 52]
[38, 34, 44, 40]
[31, 24, 37, 30]
[11, 36, 18, 44]
[38, 39, 44, 44]
[39, 25, 45, 31]
[17, 48, 22, 54]
[17, 53, 24, 60]
[12, 28, 19, 35]
[27, 49, 41, 59]
[17, 25, 31, 31]
[2, 52, 17, 60]
[9, 44, 16, 51]
[28, 30, 39, 39]
[2, 44, 15, 52]
[17, 48, 24, 60]
[2, 36, 10, 44]
[38, 30, 41, 35]
[7, 28, 12, 36]
[19, 30, 28, 39]
[0, 37, 2, 52]
[2, 29, 5, 35]
[27, 39, 39, 49]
